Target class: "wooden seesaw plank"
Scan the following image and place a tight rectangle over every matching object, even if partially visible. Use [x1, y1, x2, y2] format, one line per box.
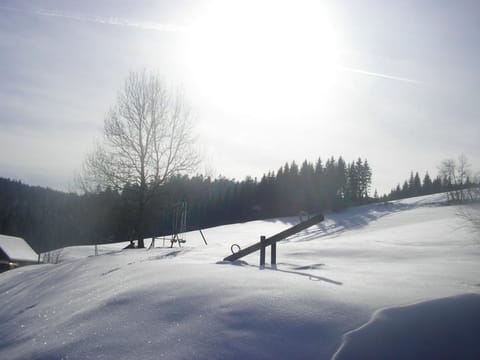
[223, 213, 324, 262]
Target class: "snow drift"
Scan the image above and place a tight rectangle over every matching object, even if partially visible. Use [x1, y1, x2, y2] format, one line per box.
[0, 193, 479, 359]
[333, 293, 480, 360]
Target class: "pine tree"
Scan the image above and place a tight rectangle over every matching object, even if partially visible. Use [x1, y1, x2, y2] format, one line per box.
[413, 172, 422, 196]
[314, 158, 325, 210]
[422, 172, 433, 195]
[401, 180, 410, 197]
[346, 161, 359, 204]
[361, 159, 372, 200]
[336, 157, 347, 207]
[408, 172, 415, 197]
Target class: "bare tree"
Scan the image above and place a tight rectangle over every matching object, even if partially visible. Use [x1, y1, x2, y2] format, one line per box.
[438, 154, 474, 203]
[42, 248, 64, 264]
[457, 204, 480, 243]
[79, 70, 198, 247]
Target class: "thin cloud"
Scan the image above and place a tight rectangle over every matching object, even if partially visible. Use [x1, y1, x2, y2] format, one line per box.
[0, 5, 187, 32]
[0, 5, 422, 86]
[340, 66, 422, 84]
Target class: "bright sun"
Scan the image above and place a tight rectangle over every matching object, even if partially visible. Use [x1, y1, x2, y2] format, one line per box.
[184, 0, 343, 119]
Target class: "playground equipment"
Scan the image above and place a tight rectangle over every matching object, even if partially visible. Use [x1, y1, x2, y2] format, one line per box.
[170, 201, 188, 247]
[147, 202, 188, 249]
[223, 213, 324, 266]
[148, 202, 209, 249]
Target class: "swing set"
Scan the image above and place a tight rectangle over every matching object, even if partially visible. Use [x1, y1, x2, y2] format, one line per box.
[148, 202, 188, 249]
[169, 201, 188, 247]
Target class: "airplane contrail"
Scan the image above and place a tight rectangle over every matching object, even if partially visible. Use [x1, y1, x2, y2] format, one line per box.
[340, 66, 422, 84]
[0, 5, 187, 32]
[1, 5, 422, 84]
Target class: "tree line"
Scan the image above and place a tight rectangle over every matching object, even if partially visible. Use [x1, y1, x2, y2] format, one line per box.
[387, 171, 443, 199]
[0, 156, 372, 252]
[2, 155, 477, 253]
[388, 155, 479, 202]
[0, 178, 124, 253]
[170, 156, 373, 228]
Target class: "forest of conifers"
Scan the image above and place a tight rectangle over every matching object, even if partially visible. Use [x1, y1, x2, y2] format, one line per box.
[0, 155, 471, 253]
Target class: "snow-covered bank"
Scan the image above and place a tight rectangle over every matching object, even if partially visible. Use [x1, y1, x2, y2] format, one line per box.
[333, 293, 480, 360]
[1, 193, 479, 359]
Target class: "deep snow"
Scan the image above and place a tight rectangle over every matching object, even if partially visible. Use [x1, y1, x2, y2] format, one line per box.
[333, 293, 480, 360]
[0, 193, 479, 359]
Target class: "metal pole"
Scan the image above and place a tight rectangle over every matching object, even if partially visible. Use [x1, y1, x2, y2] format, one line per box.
[271, 242, 276, 265]
[199, 229, 208, 245]
[260, 235, 266, 267]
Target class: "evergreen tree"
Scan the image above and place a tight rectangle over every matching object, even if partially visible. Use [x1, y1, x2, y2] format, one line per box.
[401, 180, 410, 197]
[346, 161, 358, 204]
[360, 159, 372, 201]
[335, 157, 348, 208]
[422, 172, 433, 195]
[412, 172, 422, 196]
[314, 157, 325, 210]
[408, 172, 415, 197]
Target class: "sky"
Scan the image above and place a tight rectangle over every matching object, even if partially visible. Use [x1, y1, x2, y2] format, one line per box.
[0, 0, 479, 194]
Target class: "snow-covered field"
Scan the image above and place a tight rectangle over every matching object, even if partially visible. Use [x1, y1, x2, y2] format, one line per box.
[1, 193, 479, 359]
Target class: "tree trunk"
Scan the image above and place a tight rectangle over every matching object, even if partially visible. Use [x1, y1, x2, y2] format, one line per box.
[136, 188, 146, 248]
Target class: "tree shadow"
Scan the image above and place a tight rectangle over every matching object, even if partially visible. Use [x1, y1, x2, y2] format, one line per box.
[218, 260, 342, 285]
[263, 216, 300, 226]
[284, 201, 420, 243]
[265, 266, 343, 285]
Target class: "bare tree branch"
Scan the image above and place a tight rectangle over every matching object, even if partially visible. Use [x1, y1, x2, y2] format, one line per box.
[78, 70, 199, 246]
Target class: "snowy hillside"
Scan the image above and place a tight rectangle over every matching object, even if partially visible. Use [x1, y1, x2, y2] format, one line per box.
[1, 193, 479, 359]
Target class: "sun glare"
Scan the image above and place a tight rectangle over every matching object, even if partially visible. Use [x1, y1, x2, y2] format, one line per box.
[184, 0, 343, 119]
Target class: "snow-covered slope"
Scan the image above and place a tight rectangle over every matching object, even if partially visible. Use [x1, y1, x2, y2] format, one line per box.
[1, 193, 479, 359]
